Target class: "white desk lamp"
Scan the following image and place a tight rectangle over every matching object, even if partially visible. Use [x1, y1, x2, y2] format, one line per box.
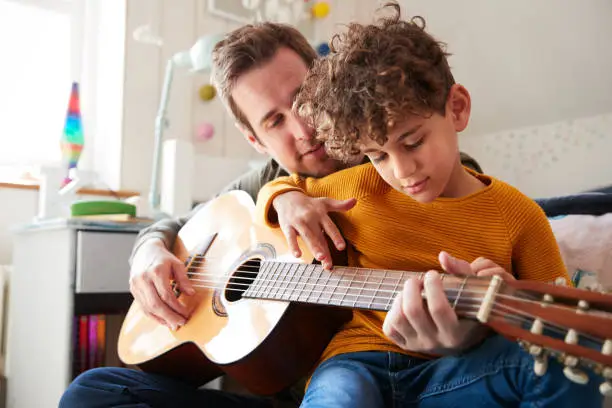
[149, 34, 223, 219]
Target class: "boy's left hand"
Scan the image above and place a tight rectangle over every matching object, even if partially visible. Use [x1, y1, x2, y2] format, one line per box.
[382, 252, 515, 355]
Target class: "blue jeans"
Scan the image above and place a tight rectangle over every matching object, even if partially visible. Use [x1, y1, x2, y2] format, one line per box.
[59, 368, 275, 408]
[302, 335, 604, 407]
[60, 335, 604, 408]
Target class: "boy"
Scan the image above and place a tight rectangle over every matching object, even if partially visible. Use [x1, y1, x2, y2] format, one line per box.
[255, 2, 604, 407]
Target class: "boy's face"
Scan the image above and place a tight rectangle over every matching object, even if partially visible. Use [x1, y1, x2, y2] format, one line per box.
[232, 47, 345, 177]
[361, 85, 472, 203]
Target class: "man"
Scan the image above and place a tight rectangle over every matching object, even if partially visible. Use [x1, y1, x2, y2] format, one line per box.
[59, 18, 483, 408]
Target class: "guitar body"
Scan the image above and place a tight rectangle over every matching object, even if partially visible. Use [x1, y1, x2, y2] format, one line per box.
[118, 191, 351, 395]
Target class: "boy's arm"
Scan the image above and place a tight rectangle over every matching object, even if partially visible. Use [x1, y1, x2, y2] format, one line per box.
[510, 200, 570, 285]
[255, 175, 307, 228]
[255, 175, 356, 269]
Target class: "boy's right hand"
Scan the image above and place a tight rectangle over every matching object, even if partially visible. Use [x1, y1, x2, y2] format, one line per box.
[129, 238, 195, 330]
[272, 191, 356, 270]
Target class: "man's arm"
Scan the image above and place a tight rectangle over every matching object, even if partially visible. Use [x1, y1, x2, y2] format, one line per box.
[129, 159, 287, 264]
[128, 159, 287, 329]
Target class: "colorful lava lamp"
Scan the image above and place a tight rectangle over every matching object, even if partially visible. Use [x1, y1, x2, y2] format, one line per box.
[60, 82, 84, 186]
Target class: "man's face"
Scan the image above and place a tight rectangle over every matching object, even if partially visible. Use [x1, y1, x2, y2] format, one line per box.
[232, 47, 345, 177]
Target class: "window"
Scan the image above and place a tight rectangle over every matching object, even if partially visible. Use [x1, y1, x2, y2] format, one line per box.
[0, 0, 82, 179]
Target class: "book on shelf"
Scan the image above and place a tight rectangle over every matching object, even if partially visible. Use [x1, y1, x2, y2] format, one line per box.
[72, 314, 129, 377]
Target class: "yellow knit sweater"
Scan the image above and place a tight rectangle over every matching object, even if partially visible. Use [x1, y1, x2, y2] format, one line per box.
[255, 163, 569, 363]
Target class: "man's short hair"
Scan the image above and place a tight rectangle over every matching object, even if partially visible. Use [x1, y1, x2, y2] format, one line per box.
[212, 23, 317, 134]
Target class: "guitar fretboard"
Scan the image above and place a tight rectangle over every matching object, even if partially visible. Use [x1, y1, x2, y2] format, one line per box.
[242, 260, 477, 312]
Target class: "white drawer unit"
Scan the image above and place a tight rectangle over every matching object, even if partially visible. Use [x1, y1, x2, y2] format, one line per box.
[75, 231, 137, 293]
[8, 218, 150, 408]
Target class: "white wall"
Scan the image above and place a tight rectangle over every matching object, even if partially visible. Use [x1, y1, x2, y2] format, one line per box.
[392, 0, 612, 196]
[397, 0, 612, 136]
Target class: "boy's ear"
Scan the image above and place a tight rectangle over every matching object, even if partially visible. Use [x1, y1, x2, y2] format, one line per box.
[235, 122, 267, 154]
[447, 84, 471, 132]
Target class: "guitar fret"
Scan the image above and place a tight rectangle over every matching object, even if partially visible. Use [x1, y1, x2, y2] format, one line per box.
[370, 270, 386, 310]
[327, 269, 341, 306]
[290, 263, 304, 302]
[453, 276, 469, 309]
[312, 265, 325, 304]
[338, 268, 350, 307]
[291, 264, 304, 302]
[353, 268, 371, 308]
[284, 263, 300, 301]
[270, 262, 286, 300]
[276, 262, 294, 301]
[295, 264, 308, 302]
[257, 262, 278, 298]
[300, 264, 315, 302]
[317, 269, 331, 304]
[387, 274, 402, 311]
[252, 261, 270, 298]
[320, 267, 334, 305]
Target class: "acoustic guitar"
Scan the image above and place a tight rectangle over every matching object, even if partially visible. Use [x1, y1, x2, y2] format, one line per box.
[118, 190, 612, 397]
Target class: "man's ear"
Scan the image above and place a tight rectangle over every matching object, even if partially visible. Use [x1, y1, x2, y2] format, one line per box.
[235, 122, 267, 154]
[447, 84, 471, 132]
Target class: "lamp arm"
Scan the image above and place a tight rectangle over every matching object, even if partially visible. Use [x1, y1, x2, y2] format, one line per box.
[149, 58, 175, 217]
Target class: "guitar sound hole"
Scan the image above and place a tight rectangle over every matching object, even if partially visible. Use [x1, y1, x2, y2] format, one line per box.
[225, 258, 262, 302]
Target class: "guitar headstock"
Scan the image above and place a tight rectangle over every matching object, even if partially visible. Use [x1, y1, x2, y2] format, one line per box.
[488, 278, 612, 396]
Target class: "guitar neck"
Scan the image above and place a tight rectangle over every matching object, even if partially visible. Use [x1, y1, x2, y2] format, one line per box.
[243, 260, 486, 313]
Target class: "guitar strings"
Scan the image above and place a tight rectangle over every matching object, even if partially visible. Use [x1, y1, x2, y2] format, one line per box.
[184, 264, 593, 321]
[188, 260, 541, 301]
[180, 259, 612, 346]
[181, 272, 607, 346]
[180, 279, 603, 347]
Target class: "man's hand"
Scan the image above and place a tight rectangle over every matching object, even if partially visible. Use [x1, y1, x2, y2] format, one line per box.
[272, 191, 356, 270]
[382, 251, 515, 354]
[129, 239, 195, 330]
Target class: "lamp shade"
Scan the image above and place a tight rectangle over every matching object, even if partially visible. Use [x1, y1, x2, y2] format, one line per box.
[172, 34, 225, 72]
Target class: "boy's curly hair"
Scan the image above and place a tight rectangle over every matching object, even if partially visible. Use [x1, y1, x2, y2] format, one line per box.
[295, 2, 455, 162]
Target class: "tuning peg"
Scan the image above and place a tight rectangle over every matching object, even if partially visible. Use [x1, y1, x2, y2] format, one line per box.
[526, 342, 549, 376]
[564, 366, 589, 384]
[600, 381, 612, 397]
[598, 366, 612, 396]
[563, 355, 589, 385]
[534, 355, 549, 376]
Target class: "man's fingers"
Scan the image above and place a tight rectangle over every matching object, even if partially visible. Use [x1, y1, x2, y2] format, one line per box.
[136, 280, 184, 329]
[439, 251, 474, 276]
[172, 260, 195, 295]
[150, 273, 189, 323]
[321, 216, 346, 251]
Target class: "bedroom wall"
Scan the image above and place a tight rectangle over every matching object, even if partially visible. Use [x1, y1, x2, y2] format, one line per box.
[395, 0, 612, 198]
[460, 112, 612, 198]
